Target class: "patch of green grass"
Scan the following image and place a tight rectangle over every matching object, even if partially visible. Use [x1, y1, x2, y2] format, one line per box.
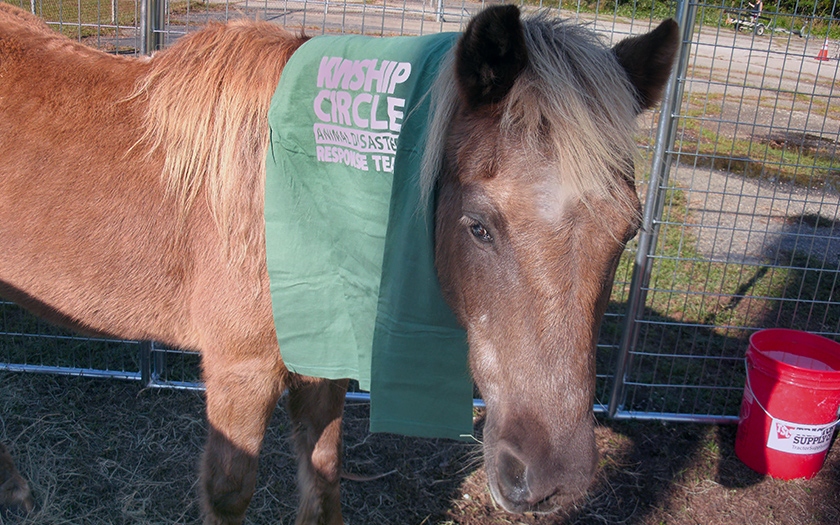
[674, 92, 838, 189]
[676, 124, 837, 188]
[554, 0, 677, 21]
[772, 250, 840, 334]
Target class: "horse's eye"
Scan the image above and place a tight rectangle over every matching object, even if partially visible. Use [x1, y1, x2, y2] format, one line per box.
[470, 222, 493, 243]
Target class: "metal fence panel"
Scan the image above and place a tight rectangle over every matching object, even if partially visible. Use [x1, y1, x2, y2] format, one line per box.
[2, 0, 839, 423]
[610, 0, 840, 422]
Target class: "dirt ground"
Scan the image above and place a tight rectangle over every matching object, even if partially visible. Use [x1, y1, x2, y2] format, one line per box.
[1, 371, 839, 524]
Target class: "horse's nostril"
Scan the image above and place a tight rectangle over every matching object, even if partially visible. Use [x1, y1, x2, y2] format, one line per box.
[498, 451, 530, 504]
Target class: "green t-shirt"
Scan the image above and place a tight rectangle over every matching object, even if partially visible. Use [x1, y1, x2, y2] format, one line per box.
[265, 33, 472, 439]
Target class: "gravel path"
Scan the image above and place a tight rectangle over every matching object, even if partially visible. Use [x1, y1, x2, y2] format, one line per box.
[672, 165, 840, 265]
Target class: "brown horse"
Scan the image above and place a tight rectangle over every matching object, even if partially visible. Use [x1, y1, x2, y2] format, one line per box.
[0, 3, 678, 523]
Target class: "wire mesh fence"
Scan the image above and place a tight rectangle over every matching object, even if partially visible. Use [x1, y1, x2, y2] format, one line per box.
[609, 0, 839, 422]
[1, 0, 838, 423]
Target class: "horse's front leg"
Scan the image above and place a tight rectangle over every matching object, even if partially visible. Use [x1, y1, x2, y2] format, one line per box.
[200, 352, 285, 525]
[0, 441, 34, 515]
[287, 376, 348, 525]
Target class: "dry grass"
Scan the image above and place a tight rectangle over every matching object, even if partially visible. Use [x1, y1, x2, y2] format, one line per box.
[2, 371, 840, 524]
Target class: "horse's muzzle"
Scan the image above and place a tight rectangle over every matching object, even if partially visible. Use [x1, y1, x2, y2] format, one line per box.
[486, 421, 597, 514]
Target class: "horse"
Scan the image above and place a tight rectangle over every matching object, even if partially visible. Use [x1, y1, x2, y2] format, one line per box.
[0, 3, 678, 523]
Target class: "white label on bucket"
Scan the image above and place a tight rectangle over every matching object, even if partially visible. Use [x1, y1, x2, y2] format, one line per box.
[766, 417, 837, 455]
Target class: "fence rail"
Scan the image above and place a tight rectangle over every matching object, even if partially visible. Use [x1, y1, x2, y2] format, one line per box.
[2, 0, 839, 424]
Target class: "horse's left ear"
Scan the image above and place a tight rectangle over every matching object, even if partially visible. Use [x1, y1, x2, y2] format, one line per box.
[612, 19, 680, 112]
[456, 4, 529, 109]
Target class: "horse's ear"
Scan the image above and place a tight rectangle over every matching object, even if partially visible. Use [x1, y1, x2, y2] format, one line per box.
[612, 19, 680, 112]
[456, 5, 529, 109]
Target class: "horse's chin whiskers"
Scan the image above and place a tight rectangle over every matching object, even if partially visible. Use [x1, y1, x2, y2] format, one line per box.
[459, 445, 486, 475]
[460, 433, 483, 445]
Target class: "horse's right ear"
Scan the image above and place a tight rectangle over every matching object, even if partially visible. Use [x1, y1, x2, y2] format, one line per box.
[612, 19, 680, 112]
[456, 5, 529, 109]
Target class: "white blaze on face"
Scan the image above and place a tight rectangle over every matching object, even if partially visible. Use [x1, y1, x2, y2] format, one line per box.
[528, 169, 583, 225]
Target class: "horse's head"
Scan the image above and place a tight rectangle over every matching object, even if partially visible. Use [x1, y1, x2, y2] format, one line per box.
[427, 5, 678, 514]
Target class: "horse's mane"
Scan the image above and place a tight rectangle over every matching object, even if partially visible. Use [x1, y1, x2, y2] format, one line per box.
[136, 20, 307, 256]
[139, 13, 638, 257]
[422, 12, 640, 212]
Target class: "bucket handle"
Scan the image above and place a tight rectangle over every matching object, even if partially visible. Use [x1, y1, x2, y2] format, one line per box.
[744, 358, 840, 426]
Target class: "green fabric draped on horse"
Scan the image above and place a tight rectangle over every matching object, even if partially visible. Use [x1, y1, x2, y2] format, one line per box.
[0, 3, 677, 523]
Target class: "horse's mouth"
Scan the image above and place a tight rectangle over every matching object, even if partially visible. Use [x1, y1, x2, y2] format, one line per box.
[488, 476, 585, 515]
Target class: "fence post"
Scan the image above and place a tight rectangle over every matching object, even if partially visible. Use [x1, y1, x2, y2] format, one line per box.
[139, 340, 152, 386]
[140, 0, 166, 55]
[153, 341, 166, 384]
[607, 0, 696, 418]
[139, 341, 166, 386]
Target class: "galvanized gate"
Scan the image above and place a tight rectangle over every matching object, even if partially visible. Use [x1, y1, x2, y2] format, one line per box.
[1, 0, 838, 423]
[608, 0, 839, 423]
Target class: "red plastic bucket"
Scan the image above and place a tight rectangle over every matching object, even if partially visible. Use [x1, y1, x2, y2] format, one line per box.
[735, 329, 840, 479]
